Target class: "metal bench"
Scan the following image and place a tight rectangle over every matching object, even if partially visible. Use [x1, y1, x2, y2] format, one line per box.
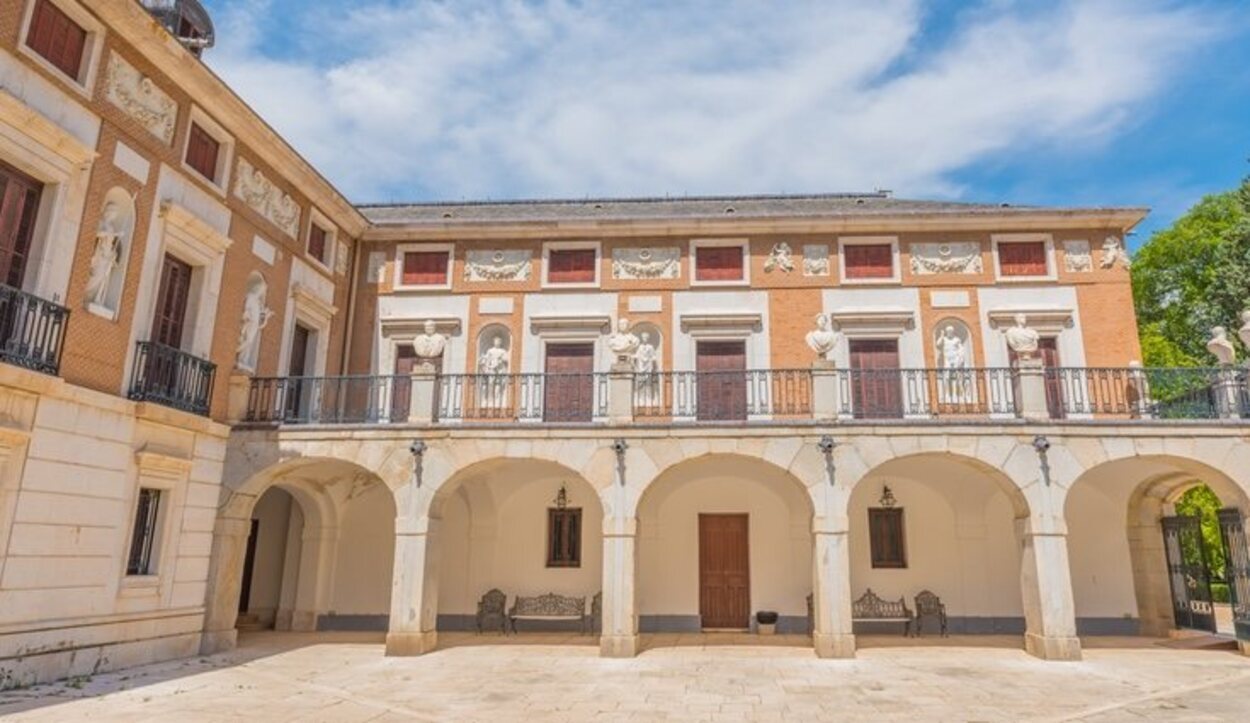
[508, 592, 588, 634]
[852, 588, 913, 636]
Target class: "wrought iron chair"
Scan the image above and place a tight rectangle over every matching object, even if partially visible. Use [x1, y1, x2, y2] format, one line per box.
[476, 588, 508, 634]
[806, 593, 814, 635]
[913, 590, 948, 637]
[590, 591, 602, 634]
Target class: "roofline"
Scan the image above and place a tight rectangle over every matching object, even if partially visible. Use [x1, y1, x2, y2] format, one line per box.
[356, 191, 896, 210]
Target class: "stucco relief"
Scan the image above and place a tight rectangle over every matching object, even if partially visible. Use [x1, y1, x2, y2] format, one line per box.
[764, 242, 795, 273]
[335, 241, 350, 276]
[1101, 236, 1132, 269]
[1063, 241, 1093, 272]
[802, 245, 829, 276]
[909, 242, 983, 275]
[233, 157, 301, 238]
[465, 249, 532, 282]
[104, 53, 177, 144]
[611, 247, 680, 280]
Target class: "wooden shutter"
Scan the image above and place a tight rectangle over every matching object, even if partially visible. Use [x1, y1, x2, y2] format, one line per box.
[869, 508, 906, 568]
[0, 163, 43, 289]
[844, 244, 895, 279]
[308, 224, 328, 264]
[27, 0, 87, 81]
[400, 251, 449, 286]
[998, 241, 1048, 276]
[185, 123, 220, 181]
[543, 343, 594, 422]
[547, 248, 597, 283]
[546, 508, 582, 567]
[152, 254, 192, 349]
[696, 341, 747, 421]
[849, 339, 902, 418]
[695, 245, 744, 281]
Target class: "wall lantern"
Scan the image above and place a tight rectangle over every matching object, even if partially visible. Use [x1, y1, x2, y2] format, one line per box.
[554, 482, 570, 510]
[879, 485, 897, 509]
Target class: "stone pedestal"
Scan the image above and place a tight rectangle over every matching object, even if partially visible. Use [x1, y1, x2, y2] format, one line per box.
[199, 516, 251, 655]
[600, 516, 640, 657]
[1019, 520, 1082, 661]
[607, 362, 635, 425]
[386, 516, 441, 657]
[812, 528, 856, 659]
[407, 364, 438, 424]
[1213, 369, 1246, 419]
[1015, 358, 1050, 421]
[811, 360, 842, 422]
[226, 373, 251, 424]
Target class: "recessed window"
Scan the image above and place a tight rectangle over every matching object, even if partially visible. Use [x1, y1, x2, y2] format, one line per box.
[844, 244, 895, 279]
[547, 507, 582, 568]
[184, 123, 220, 181]
[25, 0, 87, 80]
[308, 223, 329, 265]
[868, 507, 906, 569]
[126, 488, 163, 576]
[695, 245, 745, 282]
[399, 250, 451, 287]
[547, 248, 597, 284]
[997, 241, 1048, 277]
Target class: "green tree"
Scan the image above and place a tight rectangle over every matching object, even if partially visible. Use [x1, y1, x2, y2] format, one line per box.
[1132, 177, 1250, 367]
[1174, 484, 1229, 602]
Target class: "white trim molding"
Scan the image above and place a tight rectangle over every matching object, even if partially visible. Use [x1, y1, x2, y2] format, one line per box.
[306, 206, 338, 275]
[18, 0, 107, 100]
[180, 104, 235, 195]
[541, 240, 601, 289]
[986, 308, 1075, 334]
[827, 309, 916, 337]
[689, 237, 750, 287]
[393, 242, 454, 291]
[678, 312, 763, 336]
[838, 236, 901, 285]
[992, 233, 1057, 282]
[529, 314, 611, 337]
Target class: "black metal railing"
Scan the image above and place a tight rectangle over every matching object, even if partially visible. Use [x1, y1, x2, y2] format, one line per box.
[837, 368, 1017, 419]
[1048, 367, 1248, 420]
[247, 375, 405, 424]
[633, 369, 812, 421]
[0, 284, 69, 375]
[128, 341, 216, 416]
[436, 372, 609, 423]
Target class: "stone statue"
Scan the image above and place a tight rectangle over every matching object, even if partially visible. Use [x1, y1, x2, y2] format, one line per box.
[478, 335, 510, 409]
[1207, 326, 1236, 366]
[234, 277, 273, 372]
[606, 318, 640, 364]
[412, 320, 447, 361]
[764, 242, 795, 273]
[804, 313, 841, 361]
[1100, 236, 1131, 269]
[85, 202, 125, 308]
[935, 325, 968, 369]
[1239, 310, 1250, 354]
[1004, 314, 1040, 360]
[632, 331, 661, 408]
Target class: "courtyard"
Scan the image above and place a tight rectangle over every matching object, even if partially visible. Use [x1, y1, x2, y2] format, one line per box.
[1, 632, 1248, 722]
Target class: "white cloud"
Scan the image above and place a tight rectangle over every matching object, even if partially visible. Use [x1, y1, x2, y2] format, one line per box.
[208, 0, 1221, 202]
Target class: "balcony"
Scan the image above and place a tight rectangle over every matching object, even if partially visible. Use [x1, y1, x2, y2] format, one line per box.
[238, 365, 1250, 427]
[0, 284, 69, 376]
[129, 341, 216, 416]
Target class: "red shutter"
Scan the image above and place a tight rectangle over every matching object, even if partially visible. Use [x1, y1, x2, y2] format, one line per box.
[844, 244, 895, 279]
[695, 245, 744, 281]
[547, 249, 597, 283]
[308, 224, 328, 263]
[27, 0, 87, 81]
[185, 124, 220, 181]
[998, 241, 1048, 276]
[401, 251, 449, 285]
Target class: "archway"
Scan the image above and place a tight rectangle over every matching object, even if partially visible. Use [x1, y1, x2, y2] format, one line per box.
[636, 454, 814, 636]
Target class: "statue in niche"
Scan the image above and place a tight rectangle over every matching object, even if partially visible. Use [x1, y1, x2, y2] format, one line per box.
[412, 319, 447, 362]
[764, 242, 795, 273]
[235, 276, 273, 372]
[935, 325, 969, 369]
[1003, 314, 1040, 361]
[606, 318, 640, 364]
[1101, 236, 1132, 269]
[1207, 326, 1236, 366]
[805, 313, 841, 361]
[632, 331, 661, 408]
[935, 324, 972, 402]
[85, 201, 126, 308]
[1239, 310, 1250, 356]
[478, 335, 510, 409]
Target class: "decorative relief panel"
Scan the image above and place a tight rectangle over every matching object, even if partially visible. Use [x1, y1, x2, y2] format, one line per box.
[764, 242, 795, 273]
[611, 247, 680, 280]
[802, 245, 829, 276]
[104, 53, 177, 144]
[465, 249, 532, 282]
[233, 157, 301, 238]
[335, 240, 350, 276]
[1063, 240, 1092, 272]
[909, 242, 983, 275]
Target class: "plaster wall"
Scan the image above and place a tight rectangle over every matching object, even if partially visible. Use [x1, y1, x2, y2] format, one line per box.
[329, 482, 395, 615]
[245, 487, 293, 624]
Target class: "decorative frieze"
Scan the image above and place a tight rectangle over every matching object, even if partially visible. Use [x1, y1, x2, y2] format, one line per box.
[909, 242, 983, 275]
[465, 249, 532, 282]
[104, 53, 177, 145]
[233, 157, 301, 238]
[611, 247, 680, 280]
[802, 245, 829, 276]
[1063, 240, 1092, 272]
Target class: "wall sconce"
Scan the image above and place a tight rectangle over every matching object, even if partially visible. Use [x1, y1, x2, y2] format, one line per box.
[554, 482, 570, 510]
[879, 485, 897, 509]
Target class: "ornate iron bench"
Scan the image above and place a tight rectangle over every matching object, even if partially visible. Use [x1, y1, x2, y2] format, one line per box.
[852, 588, 913, 636]
[476, 588, 507, 634]
[913, 590, 948, 637]
[508, 592, 589, 634]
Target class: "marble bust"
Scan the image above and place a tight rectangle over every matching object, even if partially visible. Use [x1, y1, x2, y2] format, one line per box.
[1207, 326, 1236, 366]
[1004, 314, 1040, 360]
[412, 320, 447, 360]
[607, 318, 640, 363]
[805, 313, 841, 361]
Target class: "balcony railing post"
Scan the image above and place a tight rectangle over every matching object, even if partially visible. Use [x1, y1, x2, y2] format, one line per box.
[407, 363, 438, 424]
[811, 360, 841, 422]
[607, 361, 635, 424]
[1213, 367, 1246, 420]
[1015, 358, 1050, 421]
[226, 372, 251, 424]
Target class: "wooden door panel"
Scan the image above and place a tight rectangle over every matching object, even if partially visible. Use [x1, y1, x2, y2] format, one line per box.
[544, 343, 594, 422]
[699, 514, 750, 629]
[0, 165, 42, 289]
[849, 339, 902, 418]
[152, 254, 192, 349]
[696, 341, 747, 421]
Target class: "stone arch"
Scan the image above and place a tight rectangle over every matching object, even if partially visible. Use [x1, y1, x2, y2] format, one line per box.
[843, 448, 1032, 521]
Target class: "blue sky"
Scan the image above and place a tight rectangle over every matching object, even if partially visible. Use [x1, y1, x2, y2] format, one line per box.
[201, 0, 1250, 246]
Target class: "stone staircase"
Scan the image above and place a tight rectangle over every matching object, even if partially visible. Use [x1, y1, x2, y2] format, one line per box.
[235, 612, 265, 632]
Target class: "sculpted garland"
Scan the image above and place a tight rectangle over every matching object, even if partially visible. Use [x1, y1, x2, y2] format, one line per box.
[104, 54, 177, 144]
[908, 242, 983, 275]
[465, 250, 533, 282]
[233, 158, 301, 238]
[611, 247, 680, 280]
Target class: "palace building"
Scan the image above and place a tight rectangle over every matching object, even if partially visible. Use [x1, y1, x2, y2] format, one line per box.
[1, 0, 1248, 688]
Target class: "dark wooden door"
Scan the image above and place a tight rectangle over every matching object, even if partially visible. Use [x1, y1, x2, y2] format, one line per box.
[849, 339, 902, 418]
[285, 324, 312, 419]
[696, 341, 747, 421]
[152, 254, 192, 349]
[0, 163, 42, 289]
[238, 519, 260, 614]
[699, 514, 750, 629]
[544, 343, 594, 422]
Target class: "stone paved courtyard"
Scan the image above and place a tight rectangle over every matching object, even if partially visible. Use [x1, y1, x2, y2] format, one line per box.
[1, 632, 1249, 722]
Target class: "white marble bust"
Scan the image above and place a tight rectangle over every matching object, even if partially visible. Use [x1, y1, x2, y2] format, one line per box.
[607, 318, 640, 363]
[412, 319, 448, 360]
[1004, 314, 1040, 360]
[1207, 326, 1236, 366]
[805, 313, 841, 360]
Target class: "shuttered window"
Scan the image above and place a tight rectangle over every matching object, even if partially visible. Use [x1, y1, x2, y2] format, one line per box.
[308, 224, 329, 264]
[844, 244, 895, 279]
[868, 508, 906, 568]
[126, 488, 163, 576]
[185, 123, 220, 181]
[695, 245, 744, 281]
[547, 248, 597, 283]
[998, 241, 1049, 277]
[547, 508, 582, 567]
[26, 0, 87, 81]
[400, 251, 450, 286]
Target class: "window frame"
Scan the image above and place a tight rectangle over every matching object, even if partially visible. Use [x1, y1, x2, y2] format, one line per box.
[541, 240, 601, 289]
[546, 506, 583, 568]
[689, 237, 749, 286]
[179, 105, 235, 194]
[305, 207, 338, 273]
[18, 0, 106, 98]
[992, 234, 1056, 282]
[125, 487, 164, 577]
[838, 236, 900, 284]
[868, 507, 907, 569]
[393, 242, 454, 291]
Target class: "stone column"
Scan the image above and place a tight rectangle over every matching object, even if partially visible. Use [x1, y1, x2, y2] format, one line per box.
[811, 360, 842, 421]
[1015, 358, 1050, 420]
[607, 361, 634, 424]
[811, 517, 855, 658]
[289, 525, 339, 631]
[600, 515, 640, 657]
[386, 515, 442, 656]
[407, 364, 438, 424]
[200, 514, 251, 654]
[1018, 517, 1082, 661]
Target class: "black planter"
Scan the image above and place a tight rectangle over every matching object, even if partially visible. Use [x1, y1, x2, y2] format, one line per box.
[756, 610, 779, 625]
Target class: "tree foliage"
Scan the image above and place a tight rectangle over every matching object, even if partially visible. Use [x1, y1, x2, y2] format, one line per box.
[1132, 177, 1250, 367]
[1174, 484, 1227, 590]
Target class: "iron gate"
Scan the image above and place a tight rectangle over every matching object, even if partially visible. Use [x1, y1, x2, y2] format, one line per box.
[1161, 515, 1216, 632]
[1217, 508, 1250, 642]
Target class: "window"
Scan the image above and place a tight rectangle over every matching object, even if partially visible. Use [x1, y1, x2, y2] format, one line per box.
[126, 488, 163, 576]
[844, 244, 895, 279]
[868, 507, 906, 568]
[0, 161, 44, 289]
[184, 123, 220, 181]
[25, 0, 87, 80]
[694, 245, 744, 282]
[998, 241, 1048, 277]
[547, 248, 597, 284]
[401, 251, 450, 286]
[547, 507, 582, 567]
[307, 223, 329, 265]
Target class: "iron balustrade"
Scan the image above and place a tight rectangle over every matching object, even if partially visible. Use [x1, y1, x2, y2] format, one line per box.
[633, 369, 812, 421]
[0, 284, 69, 376]
[838, 368, 1017, 419]
[1048, 367, 1248, 420]
[247, 375, 405, 424]
[128, 341, 216, 416]
[436, 372, 609, 423]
